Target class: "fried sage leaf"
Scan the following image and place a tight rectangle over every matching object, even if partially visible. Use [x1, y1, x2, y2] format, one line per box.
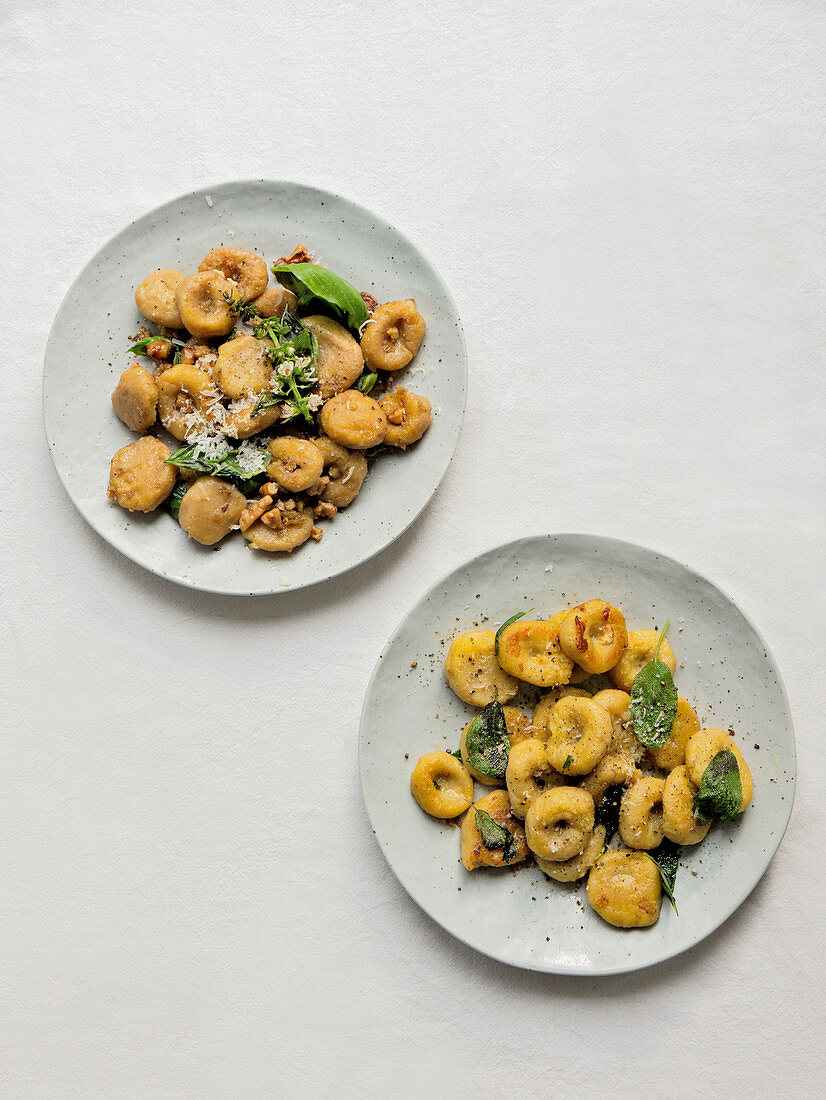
[594, 784, 623, 845]
[693, 749, 742, 823]
[475, 809, 518, 862]
[464, 701, 510, 781]
[645, 838, 680, 914]
[629, 621, 678, 747]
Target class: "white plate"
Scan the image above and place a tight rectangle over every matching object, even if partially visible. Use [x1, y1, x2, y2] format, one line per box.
[359, 534, 796, 975]
[43, 180, 467, 595]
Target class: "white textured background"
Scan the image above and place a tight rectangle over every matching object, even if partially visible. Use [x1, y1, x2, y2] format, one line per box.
[2, 1, 825, 1096]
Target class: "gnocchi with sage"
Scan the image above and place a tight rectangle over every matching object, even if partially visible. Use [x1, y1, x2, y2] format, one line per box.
[408, 597, 755, 931]
[108, 243, 433, 553]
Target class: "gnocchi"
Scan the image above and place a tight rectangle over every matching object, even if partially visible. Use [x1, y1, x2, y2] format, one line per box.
[411, 752, 474, 819]
[407, 594, 756, 932]
[109, 244, 432, 556]
[497, 618, 574, 687]
[460, 790, 530, 870]
[445, 630, 518, 707]
[587, 850, 662, 928]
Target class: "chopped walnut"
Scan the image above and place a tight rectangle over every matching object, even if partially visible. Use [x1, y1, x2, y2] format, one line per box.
[310, 526, 323, 541]
[313, 501, 337, 519]
[146, 339, 172, 362]
[276, 244, 313, 265]
[283, 498, 296, 511]
[260, 482, 280, 497]
[360, 291, 378, 314]
[260, 508, 283, 530]
[305, 476, 329, 497]
[180, 347, 197, 365]
[239, 495, 273, 531]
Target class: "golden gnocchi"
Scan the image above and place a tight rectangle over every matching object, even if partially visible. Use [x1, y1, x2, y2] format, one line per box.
[407, 595, 756, 932]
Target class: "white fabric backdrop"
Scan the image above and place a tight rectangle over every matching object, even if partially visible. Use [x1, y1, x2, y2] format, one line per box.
[2, 1, 824, 1095]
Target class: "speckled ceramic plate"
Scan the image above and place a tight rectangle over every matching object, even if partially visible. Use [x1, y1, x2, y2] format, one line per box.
[359, 534, 796, 975]
[43, 180, 466, 594]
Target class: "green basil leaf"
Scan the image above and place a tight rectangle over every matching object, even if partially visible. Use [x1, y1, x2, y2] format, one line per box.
[355, 371, 378, 395]
[464, 701, 510, 781]
[562, 754, 573, 771]
[172, 349, 182, 365]
[127, 334, 184, 355]
[594, 784, 623, 845]
[127, 336, 159, 355]
[494, 609, 534, 655]
[474, 809, 518, 862]
[646, 839, 680, 914]
[165, 443, 269, 487]
[168, 482, 187, 521]
[628, 621, 677, 747]
[450, 748, 463, 762]
[271, 263, 368, 331]
[693, 749, 742, 823]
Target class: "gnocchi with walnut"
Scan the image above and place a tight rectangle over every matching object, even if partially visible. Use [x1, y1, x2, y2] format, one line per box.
[108, 243, 433, 553]
[408, 594, 756, 932]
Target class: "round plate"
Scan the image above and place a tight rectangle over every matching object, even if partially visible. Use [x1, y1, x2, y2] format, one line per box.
[43, 180, 467, 595]
[359, 534, 796, 975]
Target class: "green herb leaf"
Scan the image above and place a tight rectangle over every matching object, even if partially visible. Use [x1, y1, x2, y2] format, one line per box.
[355, 371, 378, 395]
[494, 609, 535, 655]
[628, 621, 678, 747]
[271, 263, 369, 331]
[562, 754, 573, 771]
[168, 482, 187, 521]
[450, 748, 463, 762]
[127, 334, 184, 355]
[646, 839, 680, 914]
[474, 809, 518, 862]
[172, 349, 182, 365]
[594, 784, 623, 844]
[693, 749, 742, 823]
[222, 291, 259, 321]
[464, 701, 510, 781]
[251, 312, 319, 424]
[165, 442, 269, 487]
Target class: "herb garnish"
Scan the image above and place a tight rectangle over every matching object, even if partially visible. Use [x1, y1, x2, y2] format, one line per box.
[562, 754, 573, 771]
[628, 621, 678, 748]
[450, 748, 463, 762]
[355, 371, 378, 395]
[464, 701, 510, 781]
[645, 839, 680, 914]
[165, 442, 270, 485]
[494, 609, 535, 656]
[474, 810, 518, 862]
[594, 784, 623, 844]
[693, 749, 742, 823]
[127, 333, 185, 356]
[271, 263, 369, 332]
[168, 482, 187, 521]
[222, 292, 259, 321]
[250, 312, 319, 424]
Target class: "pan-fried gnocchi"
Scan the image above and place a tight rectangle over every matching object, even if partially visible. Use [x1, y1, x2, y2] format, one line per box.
[108, 243, 433, 556]
[408, 595, 756, 931]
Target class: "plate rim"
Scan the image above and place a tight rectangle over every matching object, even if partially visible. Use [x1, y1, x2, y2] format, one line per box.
[358, 531, 797, 976]
[42, 178, 468, 596]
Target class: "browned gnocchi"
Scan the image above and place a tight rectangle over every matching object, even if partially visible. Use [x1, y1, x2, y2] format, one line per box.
[109, 243, 433, 557]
